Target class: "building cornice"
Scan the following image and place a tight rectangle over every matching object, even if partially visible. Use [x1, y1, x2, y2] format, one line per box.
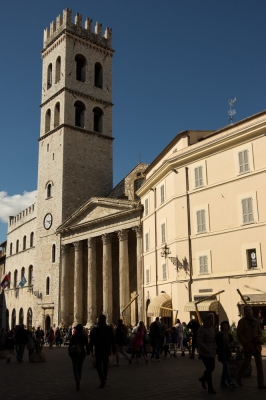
[38, 124, 114, 142]
[42, 30, 114, 58]
[40, 86, 113, 108]
[138, 115, 266, 196]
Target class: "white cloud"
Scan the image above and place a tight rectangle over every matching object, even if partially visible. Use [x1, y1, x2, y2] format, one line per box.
[0, 190, 37, 223]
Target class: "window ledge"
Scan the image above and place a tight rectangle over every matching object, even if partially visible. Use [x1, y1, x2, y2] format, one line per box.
[238, 170, 250, 176]
[198, 272, 211, 276]
[46, 196, 53, 200]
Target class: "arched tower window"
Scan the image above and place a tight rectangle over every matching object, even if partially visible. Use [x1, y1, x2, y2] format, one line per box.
[46, 277, 50, 295]
[30, 232, 34, 247]
[14, 270, 18, 288]
[47, 183, 52, 198]
[19, 308, 24, 325]
[93, 107, 103, 133]
[23, 235, 27, 250]
[47, 63, 53, 89]
[95, 62, 103, 88]
[16, 240, 19, 253]
[52, 244, 56, 263]
[75, 54, 86, 82]
[54, 102, 60, 127]
[134, 178, 145, 200]
[10, 242, 12, 255]
[55, 56, 61, 83]
[11, 309, 16, 329]
[21, 267, 25, 279]
[5, 309, 9, 331]
[45, 109, 51, 133]
[28, 265, 33, 286]
[74, 101, 85, 128]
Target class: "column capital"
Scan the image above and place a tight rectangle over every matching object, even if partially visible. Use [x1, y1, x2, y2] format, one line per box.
[133, 225, 142, 238]
[61, 244, 70, 254]
[117, 229, 128, 241]
[87, 237, 96, 248]
[73, 241, 83, 251]
[101, 233, 111, 245]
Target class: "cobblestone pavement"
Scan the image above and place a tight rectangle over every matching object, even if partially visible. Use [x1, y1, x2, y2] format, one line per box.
[1, 347, 266, 400]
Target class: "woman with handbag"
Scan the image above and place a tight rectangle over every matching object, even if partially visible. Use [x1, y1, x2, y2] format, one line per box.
[68, 324, 90, 392]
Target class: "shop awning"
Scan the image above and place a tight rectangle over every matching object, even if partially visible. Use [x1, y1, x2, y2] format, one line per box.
[238, 294, 266, 305]
[147, 293, 172, 317]
[184, 300, 219, 313]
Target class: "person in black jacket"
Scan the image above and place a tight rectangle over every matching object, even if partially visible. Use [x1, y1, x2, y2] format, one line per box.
[114, 319, 130, 365]
[89, 314, 116, 388]
[215, 320, 237, 390]
[187, 318, 200, 359]
[15, 325, 28, 362]
[68, 324, 90, 392]
[5, 331, 15, 363]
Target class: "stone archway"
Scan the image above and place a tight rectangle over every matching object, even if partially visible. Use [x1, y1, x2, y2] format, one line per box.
[19, 308, 24, 325]
[45, 315, 51, 331]
[27, 308, 33, 329]
[11, 309, 16, 329]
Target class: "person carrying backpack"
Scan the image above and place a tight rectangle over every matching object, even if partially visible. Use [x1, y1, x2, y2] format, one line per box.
[68, 324, 90, 392]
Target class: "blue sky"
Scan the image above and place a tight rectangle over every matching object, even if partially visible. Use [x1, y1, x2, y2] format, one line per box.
[1, 0, 266, 244]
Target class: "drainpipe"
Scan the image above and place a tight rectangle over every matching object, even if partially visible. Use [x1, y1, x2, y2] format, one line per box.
[153, 188, 158, 296]
[185, 167, 193, 302]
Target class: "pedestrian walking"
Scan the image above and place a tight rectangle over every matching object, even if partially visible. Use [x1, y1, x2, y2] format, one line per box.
[68, 324, 90, 391]
[5, 331, 15, 363]
[89, 314, 116, 388]
[163, 329, 172, 358]
[187, 318, 200, 359]
[15, 325, 28, 362]
[114, 319, 130, 365]
[149, 317, 161, 361]
[27, 329, 36, 362]
[236, 305, 266, 389]
[182, 322, 191, 354]
[129, 321, 148, 364]
[48, 327, 54, 349]
[197, 313, 217, 394]
[215, 321, 237, 390]
[171, 326, 178, 357]
[175, 319, 185, 356]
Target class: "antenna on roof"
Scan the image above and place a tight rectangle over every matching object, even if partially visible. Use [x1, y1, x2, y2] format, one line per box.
[228, 98, 236, 124]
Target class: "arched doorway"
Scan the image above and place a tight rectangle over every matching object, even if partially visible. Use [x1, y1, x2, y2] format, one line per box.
[45, 315, 51, 331]
[5, 309, 9, 331]
[27, 308, 33, 329]
[19, 308, 24, 325]
[11, 309, 16, 329]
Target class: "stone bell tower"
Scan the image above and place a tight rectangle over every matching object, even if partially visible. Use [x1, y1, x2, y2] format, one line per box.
[34, 8, 114, 326]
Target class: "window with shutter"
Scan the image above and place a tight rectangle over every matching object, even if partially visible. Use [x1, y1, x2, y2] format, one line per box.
[196, 210, 206, 233]
[161, 223, 166, 243]
[195, 166, 203, 187]
[199, 256, 208, 274]
[144, 199, 148, 216]
[160, 185, 165, 203]
[146, 269, 150, 284]
[242, 197, 254, 224]
[238, 150, 249, 174]
[162, 264, 167, 280]
[145, 233, 149, 252]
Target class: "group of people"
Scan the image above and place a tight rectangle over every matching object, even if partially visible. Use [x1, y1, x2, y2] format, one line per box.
[197, 306, 266, 394]
[0, 324, 43, 363]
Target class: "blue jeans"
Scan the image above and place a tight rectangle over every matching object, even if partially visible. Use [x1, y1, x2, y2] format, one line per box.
[220, 359, 233, 384]
[71, 356, 85, 382]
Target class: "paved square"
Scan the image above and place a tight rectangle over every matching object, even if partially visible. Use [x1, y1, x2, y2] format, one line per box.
[1, 347, 266, 399]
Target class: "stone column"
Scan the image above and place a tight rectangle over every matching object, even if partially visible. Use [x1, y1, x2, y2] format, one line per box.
[133, 225, 143, 321]
[61, 244, 70, 326]
[73, 241, 83, 326]
[118, 229, 130, 323]
[86, 237, 97, 327]
[102, 234, 112, 323]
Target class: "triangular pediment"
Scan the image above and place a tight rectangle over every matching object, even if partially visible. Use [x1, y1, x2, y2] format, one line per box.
[57, 197, 141, 232]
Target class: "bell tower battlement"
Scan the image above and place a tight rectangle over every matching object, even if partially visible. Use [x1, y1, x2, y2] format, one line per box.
[43, 8, 112, 51]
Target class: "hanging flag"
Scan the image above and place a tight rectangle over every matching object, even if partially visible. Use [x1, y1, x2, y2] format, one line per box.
[18, 276, 27, 288]
[1, 274, 10, 289]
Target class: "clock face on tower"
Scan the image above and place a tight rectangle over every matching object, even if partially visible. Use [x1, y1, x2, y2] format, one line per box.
[43, 213, 53, 230]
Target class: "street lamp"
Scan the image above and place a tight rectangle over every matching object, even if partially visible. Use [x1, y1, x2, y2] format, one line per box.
[161, 243, 171, 258]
